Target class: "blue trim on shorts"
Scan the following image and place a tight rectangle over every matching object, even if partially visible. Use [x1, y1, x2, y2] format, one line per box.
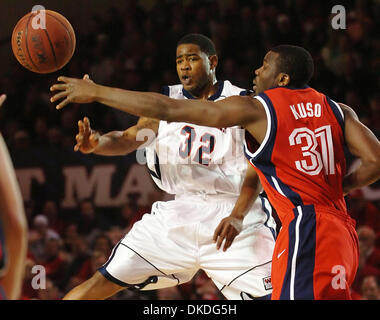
[280, 205, 316, 300]
[259, 194, 277, 240]
[100, 240, 171, 290]
[98, 266, 130, 287]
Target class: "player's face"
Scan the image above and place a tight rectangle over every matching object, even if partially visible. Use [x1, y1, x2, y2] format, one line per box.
[176, 44, 212, 95]
[253, 51, 281, 94]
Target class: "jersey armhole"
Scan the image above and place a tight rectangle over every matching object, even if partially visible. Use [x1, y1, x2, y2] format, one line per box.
[245, 95, 274, 160]
[325, 96, 345, 131]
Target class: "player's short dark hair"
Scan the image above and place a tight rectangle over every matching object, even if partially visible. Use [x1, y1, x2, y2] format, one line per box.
[271, 45, 314, 87]
[177, 33, 217, 56]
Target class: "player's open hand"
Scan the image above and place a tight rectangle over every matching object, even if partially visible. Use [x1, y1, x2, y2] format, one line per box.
[50, 74, 97, 110]
[213, 216, 243, 251]
[74, 116, 100, 153]
[0, 94, 6, 108]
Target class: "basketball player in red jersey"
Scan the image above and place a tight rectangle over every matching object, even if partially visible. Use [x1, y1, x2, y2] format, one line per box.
[51, 45, 380, 299]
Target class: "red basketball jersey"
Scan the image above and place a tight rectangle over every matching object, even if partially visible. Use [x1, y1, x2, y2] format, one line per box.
[244, 86, 347, 223]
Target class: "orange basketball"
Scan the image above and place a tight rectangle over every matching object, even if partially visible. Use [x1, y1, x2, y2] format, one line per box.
[11, 10, 76, 74]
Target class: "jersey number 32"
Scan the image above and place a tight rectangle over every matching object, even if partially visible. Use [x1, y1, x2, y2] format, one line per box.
[179, 125, 215, 166]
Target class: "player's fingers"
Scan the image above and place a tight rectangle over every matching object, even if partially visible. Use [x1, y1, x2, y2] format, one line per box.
[50, 91, 69, 103]
[213, 222, 223, 242]
[83, 117, 91, 134]
[74, 143, 80, 152]
[56, 97, 71, 110]
[57, 76, 74, 83]
[83, 116, 90, 126]
[223, 230, 237, 252]
[216, 235, 226, 250]
[50, 84, 68, 92]
[216, 225, 228, 250]
[74, 131, 84, 151]
[76, 132, 84, 143]
[223, 239, 232, 251]
[83, 74, 90, 80]
[77, 120, 84, 134]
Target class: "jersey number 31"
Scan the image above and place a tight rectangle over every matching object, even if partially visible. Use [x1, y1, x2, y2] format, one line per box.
[289, 125, 335, 176]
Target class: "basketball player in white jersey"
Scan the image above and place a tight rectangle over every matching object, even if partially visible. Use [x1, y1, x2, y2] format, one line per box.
[62, 34, 276, 300]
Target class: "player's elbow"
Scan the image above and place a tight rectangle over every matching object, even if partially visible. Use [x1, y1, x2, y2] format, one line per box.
[364, 149, 380, 177]
[5, 211, 28, 243]
[12, 210, 28, 234]
[368, 145, 380, 166]
[372, 154, 380, 176]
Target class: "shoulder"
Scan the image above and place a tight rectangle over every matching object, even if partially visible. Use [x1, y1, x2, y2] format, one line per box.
[333, 102, 362, 129]
[218, 95, 265, 123]
[221, 80, 253, 97]
[338, 102, 359, 120]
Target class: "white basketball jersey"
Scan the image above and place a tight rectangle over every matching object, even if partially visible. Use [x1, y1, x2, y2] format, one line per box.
[145, 80, 250, 196]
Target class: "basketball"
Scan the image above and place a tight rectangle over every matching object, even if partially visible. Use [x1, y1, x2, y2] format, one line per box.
[11, 9, 76, 74]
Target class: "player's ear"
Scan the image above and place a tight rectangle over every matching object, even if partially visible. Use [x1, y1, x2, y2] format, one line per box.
[209, 55, 218, 71]
[277, 73, 290, 87]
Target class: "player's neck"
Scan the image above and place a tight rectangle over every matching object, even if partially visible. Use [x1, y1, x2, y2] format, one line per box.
[193, 79, 219, 100]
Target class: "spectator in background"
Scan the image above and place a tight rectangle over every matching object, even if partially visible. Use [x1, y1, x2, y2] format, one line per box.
[41, 200, 66, 236]
[190, 271, 223, 300]
[106, 226, 125, 246]
[36, 278, 62, 300]
[69, 250, 108, 287]
[63, 233, 112, 291]
[118, 201, 144, 232]
[61, 235, 90, 293]
[62, 223, 80, 253]
[156, 286, 184, 300]
[352, 226, 380, 294]
[28, 215, 60, 264]
[76, 199, 107, 239]
[358, 226, 380, 272]
[361, 275, 380, 300]
[369, 94, 380, 136]
[347, 190, 380, 233]
[42, 238, 67, 288]
[13, 130, 31, 151]
[91, 233, 113, 257]
[21, 258, 39, 300]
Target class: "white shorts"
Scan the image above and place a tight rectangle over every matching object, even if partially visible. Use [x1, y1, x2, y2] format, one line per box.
[99, 194, 276, 299]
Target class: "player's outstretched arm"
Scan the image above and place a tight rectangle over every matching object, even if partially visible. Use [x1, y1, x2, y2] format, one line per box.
[0, 94, 6, 107]
[75, 116, 159, 156]
[213, 164, 261, 251]
[50, 76, 263, 128]
[340, 103, 380, 194]
[0, 135, 28, 299]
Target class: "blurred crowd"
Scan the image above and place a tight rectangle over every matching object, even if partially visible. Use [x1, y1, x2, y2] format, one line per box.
[0, 0, 379, 300]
